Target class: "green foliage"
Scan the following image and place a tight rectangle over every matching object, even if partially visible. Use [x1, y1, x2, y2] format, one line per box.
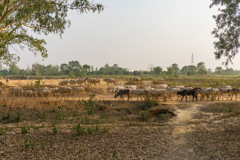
[0, 0, 104, 64]
[57, 106, 63, 110]
[87, 127, 94, 134]
[50, 107, 56, 113]
[52, 126, 58, 135]
[197, 62, 207, 75]
[21, 126, 30, 134]
[55, 112, 64, 120]
[72, 111, 78, 117]
[2, 112, 22, 123]
[138, 96, 158, 110]
[24, 136, 30, 149]
[36, 112, 46, 119]
[79, 94, 97, 115]
[84, 115, 90, 124]
[35, 80, 41, 87]
[14, 112, 22, 122]
[95, 125, 100, 132]
[102, 126, 109, 134]
[141, 109, 150, 122]
[153, 66, 162, 75]
[112, 150, 117, 158]
[167, 66, 174, 75]
[228, 106, 233, 112]
[50, 139, 53, 148]
[1, 113, 10, 121]
[0, 128, 6, 135]
[42, 143, 45, 149]
[73, 123, 86, 136]
[210, 0, 240, 65]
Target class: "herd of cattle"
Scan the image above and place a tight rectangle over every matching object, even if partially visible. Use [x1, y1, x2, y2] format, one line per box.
[1, 77, 239, 102]
[0, 78, 117, 99]
[110, 84, 239, 102]
[0, 86, 85, 99]
[58, 78, 116, 87]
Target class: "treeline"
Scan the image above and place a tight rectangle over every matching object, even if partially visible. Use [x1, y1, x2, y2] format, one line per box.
[0, 61, 240, 77]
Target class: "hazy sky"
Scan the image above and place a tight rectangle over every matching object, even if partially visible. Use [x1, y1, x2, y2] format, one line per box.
[14, 0, 240, 71]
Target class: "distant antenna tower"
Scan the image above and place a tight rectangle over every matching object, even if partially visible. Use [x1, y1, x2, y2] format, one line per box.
[191, 53, 194, 65]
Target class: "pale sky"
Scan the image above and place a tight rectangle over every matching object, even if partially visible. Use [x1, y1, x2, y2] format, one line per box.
[14, 0, 240, 71]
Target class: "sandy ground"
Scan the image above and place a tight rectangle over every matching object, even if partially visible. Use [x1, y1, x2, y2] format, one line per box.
[0, 79, 239, 159]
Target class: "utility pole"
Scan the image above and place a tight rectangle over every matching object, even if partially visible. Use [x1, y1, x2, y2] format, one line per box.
[191, 53, 194, 65]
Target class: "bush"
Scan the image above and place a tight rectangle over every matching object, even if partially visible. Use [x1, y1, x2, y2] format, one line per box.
[73, 123, 86, 135]
[52, 126, 58, 135]
[141, 109, 150, 122]
[138, 96, 158, 110]
[2, 112, 22, 123]
[21, 126, 30, 134]
[0, 128, 6, 135]
[37, 112, 46, 119]
[79, 94, 97, 115]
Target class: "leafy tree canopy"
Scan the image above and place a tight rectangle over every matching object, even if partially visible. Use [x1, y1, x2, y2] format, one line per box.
[210, 0, 240, 65]
[153, 66, 162, 75]
[0, 0, 104, 64]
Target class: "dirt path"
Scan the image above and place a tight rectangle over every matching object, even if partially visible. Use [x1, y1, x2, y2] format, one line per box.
[161, 103, 200, 159]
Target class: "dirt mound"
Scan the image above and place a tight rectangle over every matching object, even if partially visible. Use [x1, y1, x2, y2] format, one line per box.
[149, 106, 177, 117]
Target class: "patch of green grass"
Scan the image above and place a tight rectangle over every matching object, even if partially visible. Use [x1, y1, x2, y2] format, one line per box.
[21, 126, 30, 134]
[36, 112, 46, 119]
[2, 112, 22, 123]
[141, 109, 150, 122]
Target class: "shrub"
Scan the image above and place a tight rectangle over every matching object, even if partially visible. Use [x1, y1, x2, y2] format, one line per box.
[55, 112, 64, 120]
[141, 109, 150, 122]
[52, 126, 58, 135]
[35, 80, 41, 87]
[138, 96, 158, 110]
[73, 123, 86, 135]
[21, 126, 30, 134]
[102, 126, 109, 133]
[2, 112, 22, 123]
[37, 112, 46, 119]
[79, 94, 97, 115]
[14, 112, 22, 122]
[0, 128, 6, 135]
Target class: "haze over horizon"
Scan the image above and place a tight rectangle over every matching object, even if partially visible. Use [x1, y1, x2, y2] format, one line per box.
[12, 0, 240, 71]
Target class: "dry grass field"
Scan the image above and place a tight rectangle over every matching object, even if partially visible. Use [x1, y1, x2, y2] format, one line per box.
[0, 79, 239, 159]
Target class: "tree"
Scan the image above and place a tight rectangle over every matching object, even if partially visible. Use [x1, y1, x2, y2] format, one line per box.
[180, 66, 188, 75]
[9, 61, 19, 75]
[167, 66, 174, 75]
[153, 66, 162, 75]
[133, 70, 139, 76]
[207, 68, 213, 75]
[197, 62, 207, 75]
[32, 63, 41, 76]
[210, 1, 240, 65]
[113, 64, 118, 69]
[104, 63, 110, 69]
[171, 63, 179, 74]
[0, 0, 104, 64]
[68, 61, 81, 77]
[188, 65, 197, 75]
[215, 66, 223, 75]
[82, 64, 90, 76]
[60, 63, 69, 75]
